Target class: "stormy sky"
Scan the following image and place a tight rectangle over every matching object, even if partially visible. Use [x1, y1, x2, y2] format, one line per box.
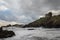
[0, 0, 60, 26]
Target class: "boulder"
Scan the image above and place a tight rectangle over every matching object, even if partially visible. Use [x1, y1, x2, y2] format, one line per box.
[0, 30, 15, 38]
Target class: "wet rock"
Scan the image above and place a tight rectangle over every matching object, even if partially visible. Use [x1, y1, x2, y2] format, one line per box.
[0, 30, 15, 38]
[27, 29, 35, 30]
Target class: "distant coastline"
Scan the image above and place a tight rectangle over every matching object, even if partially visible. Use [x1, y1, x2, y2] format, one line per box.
[23, 12, 60, 28]
[1, 12, 60, 28]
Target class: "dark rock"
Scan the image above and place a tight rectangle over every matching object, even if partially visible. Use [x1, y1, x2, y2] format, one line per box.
[0, 30, 15, 38]
[28, 29, 35, 30]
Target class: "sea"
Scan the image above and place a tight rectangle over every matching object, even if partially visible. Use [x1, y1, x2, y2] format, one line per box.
[0, 27, 60, 40]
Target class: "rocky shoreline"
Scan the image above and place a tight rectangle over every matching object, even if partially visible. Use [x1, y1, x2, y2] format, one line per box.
[0, 27, 15, 38]
[23, 12, 60, 28]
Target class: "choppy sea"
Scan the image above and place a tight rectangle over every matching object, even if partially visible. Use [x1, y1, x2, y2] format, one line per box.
[0, 27, 60, 40]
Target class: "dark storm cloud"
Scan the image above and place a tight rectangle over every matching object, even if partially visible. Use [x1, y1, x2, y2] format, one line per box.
[46, 0, 60, 10]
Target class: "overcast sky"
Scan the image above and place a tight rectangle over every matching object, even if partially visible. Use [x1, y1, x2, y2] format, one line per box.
[0, 0, 60, 26]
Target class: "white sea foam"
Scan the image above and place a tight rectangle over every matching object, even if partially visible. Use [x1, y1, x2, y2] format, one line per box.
[0, 27, 60, 40]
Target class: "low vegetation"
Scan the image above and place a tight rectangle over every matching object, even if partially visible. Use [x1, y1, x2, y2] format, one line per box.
[23, 12, 60, 28]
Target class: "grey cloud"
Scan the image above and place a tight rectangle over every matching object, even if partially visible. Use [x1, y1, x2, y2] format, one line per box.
[0, 10, 17, 22]
[1, 0, 60, 24]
